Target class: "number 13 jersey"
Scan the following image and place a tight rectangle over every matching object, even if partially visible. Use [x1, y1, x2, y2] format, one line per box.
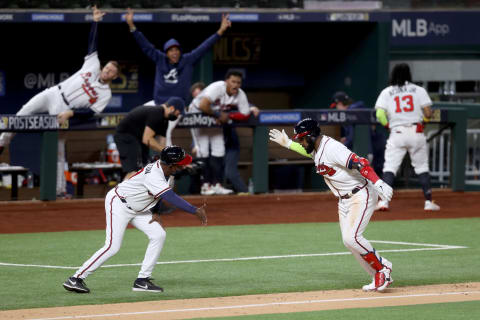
[374, 82, 432, 128]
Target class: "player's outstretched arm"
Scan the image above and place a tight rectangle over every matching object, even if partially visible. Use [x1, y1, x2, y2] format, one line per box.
[269, 129, 312, 158]
[87, 5, 105, 55]
[160, 190, 207, 224]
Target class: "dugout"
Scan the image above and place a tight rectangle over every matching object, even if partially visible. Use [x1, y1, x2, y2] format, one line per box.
[0, 13, 389, 198]
[1, 9, 479, 198]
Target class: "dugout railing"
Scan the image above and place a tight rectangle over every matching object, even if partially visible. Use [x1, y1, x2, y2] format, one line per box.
[0, 106, 470, 200]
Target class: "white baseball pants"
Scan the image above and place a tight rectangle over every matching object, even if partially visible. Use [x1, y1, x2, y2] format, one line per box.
[0, 86, 69, 195]
[338, 185, 388, 276]
[190, 127, 225, 158]
[74, 189, 166, 280]
[383, 125, 429, 175]
[0, 86, 67, 146]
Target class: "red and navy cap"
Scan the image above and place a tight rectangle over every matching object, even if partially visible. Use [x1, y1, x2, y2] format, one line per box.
[160, 146, 192, 166]
[293, 118, 321, 140]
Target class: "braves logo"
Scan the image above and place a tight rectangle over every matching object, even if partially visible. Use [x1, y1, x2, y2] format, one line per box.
[81, 73, 98, 104]
[317, 163, 336, 176]
[163, 68, 178, 84]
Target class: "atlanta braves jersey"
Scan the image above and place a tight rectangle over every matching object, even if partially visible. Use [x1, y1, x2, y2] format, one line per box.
[313, 136, 367, 195]
[58, 51, 112, 113]
[188, 81, 250, 115]
[115, 161, 170, 213]
[374, 82, 431, 128]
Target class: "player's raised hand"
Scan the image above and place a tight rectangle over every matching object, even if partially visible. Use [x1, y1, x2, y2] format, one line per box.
[125, 8, 135, 28]
[195, 203, 208, 226]
[217, 13, 231, 36]
[269, 129, 292, 148]
[92, 5, 106, 22]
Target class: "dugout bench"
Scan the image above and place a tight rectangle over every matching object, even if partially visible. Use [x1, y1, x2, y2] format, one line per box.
[0, 165, 29, 200]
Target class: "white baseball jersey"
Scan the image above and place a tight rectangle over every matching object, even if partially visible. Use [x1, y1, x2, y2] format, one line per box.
[188, 80, 250, 115]
[374, 82, 431, 128]
[313, 136, 367, 195]
[59, 51, 112, 113]
[114, 161, 171, 213]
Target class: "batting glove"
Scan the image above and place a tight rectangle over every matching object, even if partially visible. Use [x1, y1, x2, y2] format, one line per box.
[373, 179, 393, 202]
[269, 129, 292, 149]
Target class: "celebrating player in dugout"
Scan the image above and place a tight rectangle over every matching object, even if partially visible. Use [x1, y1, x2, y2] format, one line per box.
[0, 5, 119, 156]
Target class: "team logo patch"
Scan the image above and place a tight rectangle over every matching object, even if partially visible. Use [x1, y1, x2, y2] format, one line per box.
[317, 163, 336, 176]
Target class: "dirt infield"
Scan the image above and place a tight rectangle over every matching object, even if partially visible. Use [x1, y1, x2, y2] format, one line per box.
[2, 283, 480, 319]
[1, 189, 479, 319]
[0, 189, 479, 233]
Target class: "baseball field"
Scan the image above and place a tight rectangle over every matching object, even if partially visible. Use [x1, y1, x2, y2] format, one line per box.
[0, 189, 479, 319]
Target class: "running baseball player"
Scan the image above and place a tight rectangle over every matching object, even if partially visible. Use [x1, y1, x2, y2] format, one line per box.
[188, 70, 251, 195]
[0, 6, 119, 197]
[269, 118, 394, 292]
[375, 63, 440, 212]
[63, 146, 207, 293]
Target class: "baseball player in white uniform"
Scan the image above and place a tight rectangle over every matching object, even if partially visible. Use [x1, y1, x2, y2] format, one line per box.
[0, 6, 119, 196]
[269, 118, 394, 292]
[63, 146, 207, 293]
[188, 70, 251, 195]
[375, 63, 440, 212]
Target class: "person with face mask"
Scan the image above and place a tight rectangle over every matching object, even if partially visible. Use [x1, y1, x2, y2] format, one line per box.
[114, 97, 185, 180]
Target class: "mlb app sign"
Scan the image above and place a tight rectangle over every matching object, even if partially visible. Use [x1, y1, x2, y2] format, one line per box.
[392, 18, 449, 38]
[390, 12, 480, 46]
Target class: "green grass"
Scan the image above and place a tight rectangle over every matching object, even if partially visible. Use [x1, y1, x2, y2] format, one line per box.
[191, 301, 480, 320]
[0, 218, 479, 310]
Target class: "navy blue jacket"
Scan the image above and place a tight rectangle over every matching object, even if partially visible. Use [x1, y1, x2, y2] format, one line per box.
[132, 31, 220, 104]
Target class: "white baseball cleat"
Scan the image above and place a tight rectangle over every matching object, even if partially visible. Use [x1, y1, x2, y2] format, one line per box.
[362, 278, 376, 292]
[363, 264, 393, 292]
[213, 183, 234, 195]
[200, 183, 215, 196]
[375, 200, 389, 211]
[424, 200, 440, 211]
[375, 267, 393, 292]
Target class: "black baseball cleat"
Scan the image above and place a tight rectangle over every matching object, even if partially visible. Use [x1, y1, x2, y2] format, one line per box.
[63, 277, 90, 293]
[132, 277, 164, 292]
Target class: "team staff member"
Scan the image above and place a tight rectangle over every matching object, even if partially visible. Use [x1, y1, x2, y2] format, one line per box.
[63, 146, 207, 294]
[223, 104, 260, 194]
[269, 119, 394, 292]
[114, 97, 185, 180]
[188, 71, 251, 195]
[0, 6, 119, 197]
[125, 8, 231, 104]
[375, 63, 440, 212]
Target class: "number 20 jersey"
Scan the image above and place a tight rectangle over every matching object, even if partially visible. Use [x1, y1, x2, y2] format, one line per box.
[374, 82, 432, 128]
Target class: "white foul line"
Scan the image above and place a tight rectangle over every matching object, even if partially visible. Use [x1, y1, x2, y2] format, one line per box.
[0, 240, 467, 270]
[28, 290, 480, 320]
